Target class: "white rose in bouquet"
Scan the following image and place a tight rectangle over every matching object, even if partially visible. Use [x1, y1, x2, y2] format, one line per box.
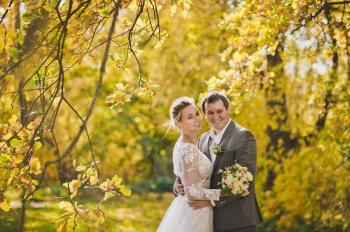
[218, 163, 253, 196]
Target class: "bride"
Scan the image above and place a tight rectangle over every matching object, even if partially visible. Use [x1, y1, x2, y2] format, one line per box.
[157, 97, 222, 232]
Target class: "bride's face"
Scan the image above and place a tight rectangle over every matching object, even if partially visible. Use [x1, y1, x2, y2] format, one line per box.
[177, 105, 202, 133]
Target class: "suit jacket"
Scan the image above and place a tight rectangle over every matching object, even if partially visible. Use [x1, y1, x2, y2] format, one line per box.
[198, 120, 263, 231]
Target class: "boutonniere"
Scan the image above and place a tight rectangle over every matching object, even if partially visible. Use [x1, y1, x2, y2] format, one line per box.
[212, 141, 225, 155]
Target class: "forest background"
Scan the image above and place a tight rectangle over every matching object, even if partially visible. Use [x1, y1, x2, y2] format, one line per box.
[0, 0, 350, 231]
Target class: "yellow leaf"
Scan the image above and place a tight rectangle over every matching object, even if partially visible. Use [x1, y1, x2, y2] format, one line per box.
[99, 180, 110, 191]
[58, 201, 75, 213]
[0, 199, 11, 212]
[102, 191, 115, 201]
[56, 221, 68, 232]
[8, 115, 18, 125]
[119, 185, 132, 197]
[29, 157, 41, 175]
[89, 171, 98, 185]
[67, 180, 81, 199]
[112, 175, 122, 186]
[170, 4, 177, 17]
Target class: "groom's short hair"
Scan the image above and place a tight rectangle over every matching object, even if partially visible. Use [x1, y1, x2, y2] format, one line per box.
[201, 91, 230, 113]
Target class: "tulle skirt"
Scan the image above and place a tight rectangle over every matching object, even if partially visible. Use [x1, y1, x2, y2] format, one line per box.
[157, 195, 213, 232]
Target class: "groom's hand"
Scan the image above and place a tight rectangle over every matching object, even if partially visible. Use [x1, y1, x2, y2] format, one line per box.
[175, 176, 185, 195]
[188, 200, 211, 210]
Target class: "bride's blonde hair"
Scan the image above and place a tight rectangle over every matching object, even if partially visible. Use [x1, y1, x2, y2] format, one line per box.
[169, 97, 195, 129]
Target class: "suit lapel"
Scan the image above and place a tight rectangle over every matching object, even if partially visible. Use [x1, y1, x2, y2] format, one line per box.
[203, 135, 212, 162]
[213, 120, 236, 169]
[219, 120, 236, 146]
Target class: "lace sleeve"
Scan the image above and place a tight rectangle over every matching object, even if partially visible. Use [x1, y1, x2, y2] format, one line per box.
[180, 144, 221, 201]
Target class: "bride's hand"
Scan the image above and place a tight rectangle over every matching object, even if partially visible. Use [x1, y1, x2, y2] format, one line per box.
[220, 190, 231, 197]
[175, 176, 185, 195]
[188, 200, 211, 210]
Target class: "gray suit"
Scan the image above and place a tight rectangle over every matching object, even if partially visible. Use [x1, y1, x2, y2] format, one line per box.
[198, 120, 263, 232]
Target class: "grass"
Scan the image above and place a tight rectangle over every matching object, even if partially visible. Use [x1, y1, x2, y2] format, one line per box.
[0, 192, 174, 232]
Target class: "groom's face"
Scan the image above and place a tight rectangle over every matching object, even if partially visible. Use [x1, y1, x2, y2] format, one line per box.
[204, 99, 230, 133]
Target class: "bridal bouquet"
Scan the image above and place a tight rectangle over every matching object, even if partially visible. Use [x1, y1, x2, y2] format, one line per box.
[218, 163, 253, 196]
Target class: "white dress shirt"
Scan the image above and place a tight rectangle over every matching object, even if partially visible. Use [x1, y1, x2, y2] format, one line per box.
[208, 119, 231, 206]
[209, 119, 232, 163]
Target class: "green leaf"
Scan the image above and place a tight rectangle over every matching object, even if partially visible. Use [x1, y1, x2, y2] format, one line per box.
[22, 12, 34, 23]
[99, 9, 111, 17]
[65, 0, 71, 9]
[0, 154, 11, 167]
[9, 137, 24, 148]
[34, 141, 42, 150]
[8, 47, 19, 60]
[50, 0, 58, 9]
[15, 30, 25, 46]
[37, 67, 45, 79]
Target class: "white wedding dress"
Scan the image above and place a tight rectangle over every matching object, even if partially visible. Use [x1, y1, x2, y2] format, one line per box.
[157, 138, 221, 232]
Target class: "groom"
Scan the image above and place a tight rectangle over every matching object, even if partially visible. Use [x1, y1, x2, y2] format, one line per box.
[175, 91, 263, 232]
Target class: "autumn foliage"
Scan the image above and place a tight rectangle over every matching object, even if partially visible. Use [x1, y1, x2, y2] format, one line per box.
[1, 0, 350, 231]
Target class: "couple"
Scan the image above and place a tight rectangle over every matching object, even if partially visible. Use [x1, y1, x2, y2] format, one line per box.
[157, 92, 262, 232]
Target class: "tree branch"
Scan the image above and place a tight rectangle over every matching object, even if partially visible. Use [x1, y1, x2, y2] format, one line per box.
[60, 0, 123, 162]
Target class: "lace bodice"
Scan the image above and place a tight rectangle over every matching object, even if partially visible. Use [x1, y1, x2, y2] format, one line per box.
[173, 139, 220, 201]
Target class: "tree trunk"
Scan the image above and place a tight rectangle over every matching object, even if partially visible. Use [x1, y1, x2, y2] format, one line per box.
[263, 43, 299, 191]
[19, 190, 26, 232]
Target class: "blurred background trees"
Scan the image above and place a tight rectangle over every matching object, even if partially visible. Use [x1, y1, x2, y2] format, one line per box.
[1, 0, 350, 231]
